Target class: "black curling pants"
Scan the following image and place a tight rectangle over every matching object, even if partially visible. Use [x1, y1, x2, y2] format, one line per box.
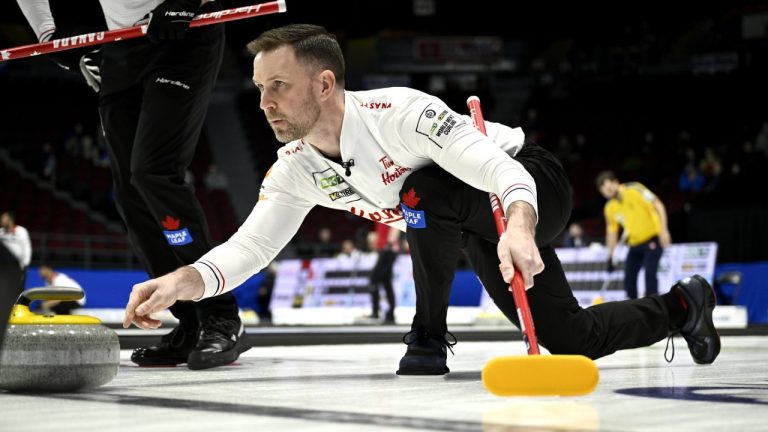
[98, 2, 238, 326]
[400, 141, 671, 359]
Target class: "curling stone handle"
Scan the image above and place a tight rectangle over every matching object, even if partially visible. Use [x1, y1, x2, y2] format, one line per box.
[17, 287, 85, 306]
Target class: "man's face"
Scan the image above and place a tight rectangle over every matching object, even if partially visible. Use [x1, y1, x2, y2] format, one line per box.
[599, 180, 619, 199]
[252, 46, 321, 143]
[0, 214, 10, 229]
[39, 267, 53, 281]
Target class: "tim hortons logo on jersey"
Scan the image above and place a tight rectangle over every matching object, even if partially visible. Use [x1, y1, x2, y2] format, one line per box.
[381, 166, 411, 186]
[379, 156, 411, 186]
[52, 32, 105, 49]
[379, 156, 395, 169]
[349, 206, 403, 224]
[360, 101, 392, 110]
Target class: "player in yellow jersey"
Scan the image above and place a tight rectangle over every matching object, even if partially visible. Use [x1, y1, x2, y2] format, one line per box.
[596, 171, 671, 299]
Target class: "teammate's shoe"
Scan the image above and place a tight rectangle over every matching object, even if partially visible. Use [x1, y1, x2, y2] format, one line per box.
[672, 275, 721, 364]
[187, 316, 250, 370]
[396, 329, 456, 375]
[131, 323, 198, 366]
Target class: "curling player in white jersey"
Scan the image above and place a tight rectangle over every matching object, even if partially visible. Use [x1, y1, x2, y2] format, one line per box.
[124, 24, 720, 374]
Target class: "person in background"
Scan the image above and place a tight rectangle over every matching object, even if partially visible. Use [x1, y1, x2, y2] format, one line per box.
[368, 225, 399, 323]
[38, 265, 85, 315]
[338, 239, 362, 260]
[596, 171, 671, 299]
[204, 163, 229, 191]
[256, 262, 278, 324]
[562, 221, 588, 248]
[0, 211, 32, 290]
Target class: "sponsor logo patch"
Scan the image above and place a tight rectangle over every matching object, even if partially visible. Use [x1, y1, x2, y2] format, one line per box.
[156, 77, 190, 90]
[400, 204, 426, 228]
[400, 188, 425, 228]
[329, 187, 355, 201]
[415, 103, 464, 148]
[161, 216, 193, 245]
[319, 174, 345, 189]
[164, 228, 193, 245]
[360, 101, 392, 110]
[381, 166, 410, 186]
[402, 188, 421, 208]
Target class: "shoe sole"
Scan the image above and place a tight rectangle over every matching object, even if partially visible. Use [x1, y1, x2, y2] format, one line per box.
[131, 354, 189, 367]
[396, 366, 449, 376]
[187, 342, 252, 371]
[692, 275, 721, 364]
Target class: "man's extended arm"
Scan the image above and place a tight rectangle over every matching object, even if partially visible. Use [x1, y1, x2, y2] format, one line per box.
[124, 175, 314, 329]
[653, 198, 671, 247]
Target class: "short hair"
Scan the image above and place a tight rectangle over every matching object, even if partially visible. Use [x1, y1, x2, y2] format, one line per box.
[1, 211, 14, 221]
[247, 24, 345, 87]
[595, 170, 618, 189]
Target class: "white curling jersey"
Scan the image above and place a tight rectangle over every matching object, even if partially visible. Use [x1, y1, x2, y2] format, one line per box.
[191, 87, 536, 299]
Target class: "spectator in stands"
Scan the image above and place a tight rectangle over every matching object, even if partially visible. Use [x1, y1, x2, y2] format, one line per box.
[38, 265, 85, 315]
[755, 121, 768, 157]
[40, 142, 56, 181]
[204, 163, 229, 191]
[313, 227, 339, 257]
[678, 162, 705, 193]
[64, 123, 87, 159]
[17, 0, 245, 370]
[562, 221, 589, 248]
[699, 147, 722, 192]
[596, 171, 671, 299]
[256, 262, 277, 324]
[337, 239, 361, 260]
[0, 211, 32, 289]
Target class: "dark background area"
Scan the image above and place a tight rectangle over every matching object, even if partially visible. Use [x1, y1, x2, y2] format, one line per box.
[1, 0, 767, 267]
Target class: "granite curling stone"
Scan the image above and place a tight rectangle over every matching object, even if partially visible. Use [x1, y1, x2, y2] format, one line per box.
[0, 287, 119, 392]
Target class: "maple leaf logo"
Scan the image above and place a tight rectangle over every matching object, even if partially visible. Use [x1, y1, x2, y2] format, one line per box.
[401, 187, 421, 208]
[162, 216, 180, 230]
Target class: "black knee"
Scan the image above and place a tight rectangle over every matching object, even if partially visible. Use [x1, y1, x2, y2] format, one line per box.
[400, 166, 454, 206]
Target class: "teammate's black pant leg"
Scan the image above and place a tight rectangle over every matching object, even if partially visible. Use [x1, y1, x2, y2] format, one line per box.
[99, 10, 237, 323]
[402, 141, 671, 358]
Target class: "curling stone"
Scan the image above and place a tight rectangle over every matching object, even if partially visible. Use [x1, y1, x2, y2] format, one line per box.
[0, 287, 119, 392]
